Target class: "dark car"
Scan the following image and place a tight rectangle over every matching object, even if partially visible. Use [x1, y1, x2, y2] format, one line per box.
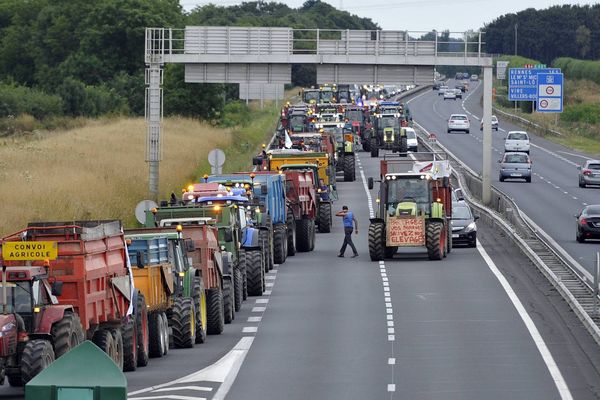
[575, 205, 600, 242]
[451, 202, 478, 247]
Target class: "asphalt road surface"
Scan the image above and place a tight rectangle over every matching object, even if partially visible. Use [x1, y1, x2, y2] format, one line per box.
[407, 80, 600, 275]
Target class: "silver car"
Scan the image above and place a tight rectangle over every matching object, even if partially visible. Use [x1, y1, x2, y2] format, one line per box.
[578, 160, 600, 188]
[499, 152, 532, 183]
[447, 114, 470, 133]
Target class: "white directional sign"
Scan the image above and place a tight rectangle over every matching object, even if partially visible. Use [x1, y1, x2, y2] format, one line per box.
[496, 61, 509, 80]
[537, 73, 563, 113]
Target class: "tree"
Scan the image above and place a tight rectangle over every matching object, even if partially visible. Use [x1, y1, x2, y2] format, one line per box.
[575, 25, 591, 58]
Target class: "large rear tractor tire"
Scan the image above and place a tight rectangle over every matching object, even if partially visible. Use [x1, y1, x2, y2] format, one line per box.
[21, 340, 55, 385]
[295, 218, 311, 252]
[362, 138, 371, 152]
[206, 288, 224, 335]
[239, 250, 248, 300]
[286, 211, 296, 257]
[234, 265, 243, 312]
[171, 297, 196, 348]
[370, 139, 379, 158]
[259, 230, 273, 272]
[426, 221, 445, 260]
[344, 155, 356, 182]
[309, 220, 316, 251]
[51, 312, 84, 359]
[93, 329, 121, 367]
[317, 202, 332, 233]
[223, 277, 234, 324]
[110, 328, 124, 371]
[193, 277, 207, 344]
[273, 226, 286, 264]
[246, 250, 264, 296]
[368, 223, 386, 261]
[135, 291, 149, 367]
[149, 312, 165, 358]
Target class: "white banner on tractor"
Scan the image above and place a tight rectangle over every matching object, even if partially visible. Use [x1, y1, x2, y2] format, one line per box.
[411, 160, 451, 179]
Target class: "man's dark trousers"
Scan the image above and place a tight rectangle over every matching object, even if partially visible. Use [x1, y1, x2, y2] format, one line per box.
[340, 227, 358, 256]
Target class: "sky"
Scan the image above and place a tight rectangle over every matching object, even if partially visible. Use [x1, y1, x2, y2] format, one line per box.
[179, 0, 599, 32]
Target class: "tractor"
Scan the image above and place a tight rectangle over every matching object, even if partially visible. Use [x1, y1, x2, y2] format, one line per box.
[370, 113, 408, 158]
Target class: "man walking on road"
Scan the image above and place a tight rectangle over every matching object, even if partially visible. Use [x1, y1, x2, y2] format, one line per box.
[336, 205, 359, 258]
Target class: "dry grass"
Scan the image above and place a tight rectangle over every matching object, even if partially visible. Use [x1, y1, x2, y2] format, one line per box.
[0, 117, 231, 235]
[565, 79, 600, 104]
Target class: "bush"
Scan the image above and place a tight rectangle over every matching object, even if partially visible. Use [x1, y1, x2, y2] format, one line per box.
[0, 83, 63, 119]
[219, 101, 251, 128]
[552, 57, 600, 85]
[562, 103, 600, 124]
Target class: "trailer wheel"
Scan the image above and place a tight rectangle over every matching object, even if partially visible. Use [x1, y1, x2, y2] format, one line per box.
[51, 312, 84, 359]
[368, 223, 385, 261]
[295, 218, 311, 252]
[286, 211, 296, 257]
[135, 292, 149, 367]
[259, 230, 273, 272]
[317, 203, 332, 233]
[309, 220, 316, 251]
[122, 317, 137, 371]
[193, 277, 207, 344]
[370, 139, 379, 158]
[239, 250, 248, 300]
[159, 312, 169, 355]
[246, 250, 264, 296]
[223, 277, 234, 324]
[21, 340, 55, 385]
[344, 155, 356, 182]
[110, 328, 124, 371]
[362, 138, 371, 152]
[7, 373, 23, 387]
[171, 297, 196, 348]
[149, 312, 164, 358]
[234, 266, 243, 312]
[400, 136, 408, 153]
[273, 227, 286, 264]
[426, 221, 444, 260]
[93, 330, 118, 366]
[206, 288, 224, 335]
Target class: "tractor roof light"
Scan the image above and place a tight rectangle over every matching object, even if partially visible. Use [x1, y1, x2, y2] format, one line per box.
[187, 184, 194, 192]
[176, 224, 183, 232]
[376, 198, 380, 203]
[391, 175, 397, 180]
[214, 205, 221, 211]
[436, 198, 442, 203]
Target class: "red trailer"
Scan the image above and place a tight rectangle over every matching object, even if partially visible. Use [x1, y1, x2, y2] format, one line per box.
[282, 169, 318, 253]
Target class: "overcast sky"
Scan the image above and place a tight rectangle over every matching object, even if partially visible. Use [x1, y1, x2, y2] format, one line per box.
[180, 0, 599, 32]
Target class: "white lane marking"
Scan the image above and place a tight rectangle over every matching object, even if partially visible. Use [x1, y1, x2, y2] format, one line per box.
[382, 282, 389, 287]
[388, 328, 395, 334]
[476, 242, 573, 400]
[263, 290, 272, 296]
[388, 384, 396, 392]
[129, 396, 206, 400]
[265, 275, 276, 280]
[385, 302, 392, 308]
[255, 298, 269, 304]
[386, 308, 393, 314]
[247, 316, 262, 322]
[153, 386, 213, 392]
[388, 335, 395, 341]
[128, 337, 254, 397]
[387, 321, 394, 327]
[388, 358, 396, 365]
[383, 287, 390, 292]
[382, 277, 389, 282]
[386, 314, 393, 320]
[557, 150, 591, 160]
[251, 307, 266, 312]
[384, 293, 391, 298]
[242, 326, 258, 333]
[265, 282, 274, 287]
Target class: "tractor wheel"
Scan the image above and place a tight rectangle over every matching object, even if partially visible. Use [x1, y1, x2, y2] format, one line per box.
[51, 312, 84, 359]
[160, 312, 169, 356]
[426, 221, 445, 260]
[222, 277, 234, 324]
[447, 223, 453, 254]
[400, 136, 408, 153]
[344, 155, 356, 182]
[239, 249, 248, 300]
[295, 218, 311, 252]
[259, 230, 273, 272]
[122, 317, 137, 371]
[93, 329, 119, 366]
[109, 328, 124, 371]
[7, 373, 23, 387]
[368, 223, 386, 261]
[21, 340, 55, 385]
[234, 265, 243, 312]
[193, 276, 207, 344]
[273, 227, 286, 264]
[135, 291, 150, 367]
[206, 288, 224, 335]
[370, 139, 379, 157]
[149, 312, 165, 358]
[317, 203, 332, 233]
[362, 139, 371, 152]
[171, 297, 196, 348]
[246, 250, 264, 296]
[309, 220, 316, 251]
[287, 211, 296, 257]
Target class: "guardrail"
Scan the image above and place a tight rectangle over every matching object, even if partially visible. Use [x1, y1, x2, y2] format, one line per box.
[414, 122, 600, 346]
[492, 106, 564, 137]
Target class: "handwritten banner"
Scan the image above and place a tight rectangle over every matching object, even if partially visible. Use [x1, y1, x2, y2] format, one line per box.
[386, 217, 425, 247]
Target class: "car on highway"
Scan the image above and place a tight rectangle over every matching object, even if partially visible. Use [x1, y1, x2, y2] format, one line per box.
[438, 85, 449, 95]
[433, 82, 443, 90]
[455, 84, 467, 93]
[575, 205, 600, 242]
[447, 114, 470, 133]
[480, 115, 499, 131]
[451, 202, 478, 247]
[504, 131, 530, 153]
[452, 188, 465, 203]
[453, 88, 463, 99]
[405, 127, 418, 152]
[443, 90, 457, 100]
[498, 152, 532, 182]
[470, 74, 478, 81]
[578, 160, 600, 188]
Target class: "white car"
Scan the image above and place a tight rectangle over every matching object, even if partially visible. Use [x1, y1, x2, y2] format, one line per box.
[405, 127, 418, 152]
[447, 114, 470, 133]
[438, 86, 449, 96]
[504, 131, 530, 153]
[480, 115, 499, 131]
[470, 74, 478, 81]
[443, 90, 457, 100]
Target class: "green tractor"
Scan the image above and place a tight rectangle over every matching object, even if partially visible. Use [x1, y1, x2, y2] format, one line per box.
[370, 114, 407, 158]
[367, 156, 453, 261]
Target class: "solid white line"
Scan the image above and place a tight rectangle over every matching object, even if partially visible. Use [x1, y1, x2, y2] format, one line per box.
[476, 242, 573, 400]
[556, 150, 591, 160]
[153, 386, 213, 393]
[242, 326, 258, 333]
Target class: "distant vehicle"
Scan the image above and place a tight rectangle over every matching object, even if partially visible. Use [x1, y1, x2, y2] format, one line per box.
[498, 152, 531, 182]
[452, 188, 465, 203]
[575, 204, 600, 242]
[455, 72, 463, 80]
[461, 81, 469, 90]
[463, 73, 470, 80]
[453, 88, 463, 99]
[504, 131, 530, 154]
[480, 115, 499, 131]
[405, 127, 418, 152]
[438, 86, 449, 95]
[455, 84, 466, 93]
[433, 82, 443, 90]
[470, 74, 478, 81]
[444, 90, 457, 100]
[578, 160, 600, 188]
[447, 114, 470, 133]
[451, 202, 478, 247]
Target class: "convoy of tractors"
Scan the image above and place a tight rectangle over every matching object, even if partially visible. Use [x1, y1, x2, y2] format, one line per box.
[0, 83, 453, 388]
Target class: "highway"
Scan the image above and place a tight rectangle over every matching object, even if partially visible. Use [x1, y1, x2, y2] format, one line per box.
[407, 80, 600, 275]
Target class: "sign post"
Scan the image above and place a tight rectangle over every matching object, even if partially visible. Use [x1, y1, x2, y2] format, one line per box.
[536, 72, 563, 113]
[208, 148, 226, 175]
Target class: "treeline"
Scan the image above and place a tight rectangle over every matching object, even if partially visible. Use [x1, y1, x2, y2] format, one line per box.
[484, 4, 600, 64]
[553, 58, 600, 86]
[0, 0, 378, 124]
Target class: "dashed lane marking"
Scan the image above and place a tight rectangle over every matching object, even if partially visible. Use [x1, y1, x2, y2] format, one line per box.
[255, 299, 269, 304]
[251, 307, 266, 312]
[247, 316, 262, 322]
[242, 327, 258, 333]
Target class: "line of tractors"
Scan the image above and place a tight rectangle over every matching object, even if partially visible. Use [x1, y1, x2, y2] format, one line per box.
[0, 85, 453, 390]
